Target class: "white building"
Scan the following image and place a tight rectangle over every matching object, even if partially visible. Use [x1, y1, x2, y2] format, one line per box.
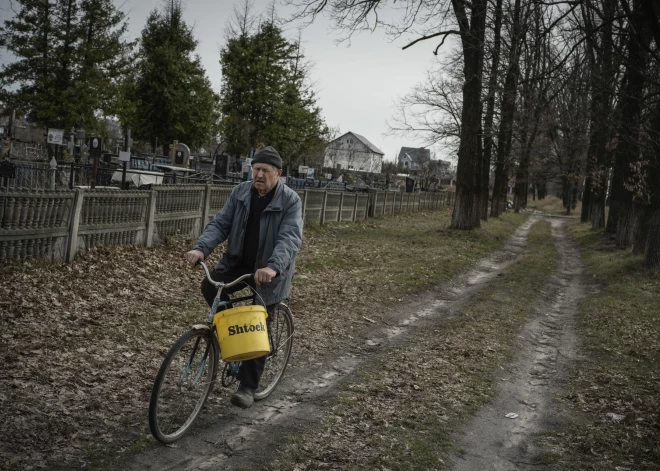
[323, 132, 384, 174]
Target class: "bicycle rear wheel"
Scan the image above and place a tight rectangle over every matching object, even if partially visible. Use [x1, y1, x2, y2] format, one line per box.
[254, 303, 294, 401]
[149, 328, 219, 443]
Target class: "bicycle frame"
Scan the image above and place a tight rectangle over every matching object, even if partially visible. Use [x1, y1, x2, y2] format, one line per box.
[197, 261, 267, 324]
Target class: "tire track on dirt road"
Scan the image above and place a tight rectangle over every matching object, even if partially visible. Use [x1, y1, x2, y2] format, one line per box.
[450, 216, 583, 471]
[120, 218, 538, 471]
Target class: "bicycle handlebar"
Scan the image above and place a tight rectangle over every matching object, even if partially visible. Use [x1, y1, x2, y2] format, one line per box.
[197, 261, 253, 289]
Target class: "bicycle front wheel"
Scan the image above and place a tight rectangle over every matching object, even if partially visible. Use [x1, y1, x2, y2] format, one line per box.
[149, 328, 219, 443]
[254, 303, 294, 401]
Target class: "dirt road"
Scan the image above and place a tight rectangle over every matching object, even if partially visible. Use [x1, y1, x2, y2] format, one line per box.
[117, 215, 581, 471]
[450, 217, 583, 470]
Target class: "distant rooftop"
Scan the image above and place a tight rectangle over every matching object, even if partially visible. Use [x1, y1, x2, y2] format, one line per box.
[398, 147, 431, 163]
[330, 131, 385, 155]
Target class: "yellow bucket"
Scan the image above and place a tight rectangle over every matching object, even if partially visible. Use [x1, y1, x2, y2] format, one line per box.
[213, 305, 270, 362]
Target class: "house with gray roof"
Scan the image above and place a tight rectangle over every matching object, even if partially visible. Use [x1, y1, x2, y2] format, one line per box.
[398, 147, 431, 173]
[323, 132, 384, 174]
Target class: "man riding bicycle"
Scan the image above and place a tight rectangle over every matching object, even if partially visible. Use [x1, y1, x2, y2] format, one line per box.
[185, 146, 303, 409]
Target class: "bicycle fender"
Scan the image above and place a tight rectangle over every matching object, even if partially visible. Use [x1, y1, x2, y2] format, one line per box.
[191, 324, 210, 331]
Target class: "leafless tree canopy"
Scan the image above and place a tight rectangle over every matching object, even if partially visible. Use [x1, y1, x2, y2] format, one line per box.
[287, 0, 660, 267]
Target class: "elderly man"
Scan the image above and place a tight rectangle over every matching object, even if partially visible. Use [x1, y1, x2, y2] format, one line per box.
[185, 146, 303, 408]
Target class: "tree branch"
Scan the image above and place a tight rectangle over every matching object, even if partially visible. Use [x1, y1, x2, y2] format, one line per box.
[402, 30, 460, 50]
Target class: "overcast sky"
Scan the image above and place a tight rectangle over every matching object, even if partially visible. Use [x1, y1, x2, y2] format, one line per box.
[1, 0, 453, 162]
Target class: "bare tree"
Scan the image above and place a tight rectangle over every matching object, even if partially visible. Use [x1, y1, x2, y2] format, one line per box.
[481, 0, 504, 221]
[387, 65, 463, 155]
[287, 0, 489, 229]
[491, 0, 530, 217]
[546, 56, 590, 215]
[606, 0, 652, 246]
[580, 0, 620, 228]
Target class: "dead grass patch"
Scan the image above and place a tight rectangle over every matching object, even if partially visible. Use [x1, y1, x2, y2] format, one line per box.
[527, 196, 582, 216]
[534, 222, 660, 470]
[0, 209, 526, 470]
[270, 220, 559, 470]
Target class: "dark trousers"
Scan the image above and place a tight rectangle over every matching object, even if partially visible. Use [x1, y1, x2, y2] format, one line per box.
[201, 266, 269, 390]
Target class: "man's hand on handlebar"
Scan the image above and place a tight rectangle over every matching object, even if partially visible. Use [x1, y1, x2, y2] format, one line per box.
[255, 267, 277, 285]
[185, 249, 205, 267]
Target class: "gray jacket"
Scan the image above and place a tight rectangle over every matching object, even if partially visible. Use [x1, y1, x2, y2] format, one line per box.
[194, 181, 303, 305]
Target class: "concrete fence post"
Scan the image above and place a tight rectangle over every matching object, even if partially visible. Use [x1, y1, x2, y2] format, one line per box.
[371, 192, 378, 217]
[320, 191, 328, 225]
[201, 184, 212, 231]
[353, 193, 359, 222]
[66, 189, 85, 263]
[338, 192, 343, 222]
[145, 189, 157, 247]
[302, 190, 308, 221]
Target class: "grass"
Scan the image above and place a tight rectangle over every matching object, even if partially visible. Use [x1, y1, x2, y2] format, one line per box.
[534, 222, 660, 470]
[0, 207, 527, 471]
[287, 208, 528, 365]
[271, 220, 560, 470]
[526, 196, 582, 216]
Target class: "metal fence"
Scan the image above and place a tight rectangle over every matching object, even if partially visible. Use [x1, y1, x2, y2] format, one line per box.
[0, 161, 123, 191]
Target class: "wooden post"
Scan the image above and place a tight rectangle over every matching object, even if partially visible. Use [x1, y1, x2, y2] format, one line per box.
[320, 190, 328, 225]
[66, 189, 85, 262]
[352, 193, 359, 222]
[391, 192, 396, 214]
[145, 189, 157, 247]
[338, 192, 343, 222]
[371, 192, 378, 217]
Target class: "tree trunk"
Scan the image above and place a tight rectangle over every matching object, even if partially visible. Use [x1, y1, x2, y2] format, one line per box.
[491, 159, 505, 217]
[562, 176, 571, 215]
[643, 93, 660, 269]
[632, 205, 650, 255]
[450, 0, 487, 230]
[608, 0, 649, 244]
[514, 9, 548, 214]
[581, 0, 617, 227]
[645, 206, 660, 269]
[490, 0, 522, 218]
[581, 167, 592, 222]
[481, 0, 504, 221]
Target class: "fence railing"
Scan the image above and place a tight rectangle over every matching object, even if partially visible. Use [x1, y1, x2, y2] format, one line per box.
[0, 185, 455, 264]
[0, 161, 125, 191]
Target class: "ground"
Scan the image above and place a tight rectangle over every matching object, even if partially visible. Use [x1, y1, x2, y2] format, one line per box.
[1, 198, 658, 471]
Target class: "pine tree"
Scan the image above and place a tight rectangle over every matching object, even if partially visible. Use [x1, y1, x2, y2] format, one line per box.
[219, 7, 329, 165]
[0, 0, 132, 132]
[128, 1, 219, 153]
[0, 0, 57, 125]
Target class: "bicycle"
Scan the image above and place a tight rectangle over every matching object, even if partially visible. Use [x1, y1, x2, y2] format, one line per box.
[148, 261, 295, 443]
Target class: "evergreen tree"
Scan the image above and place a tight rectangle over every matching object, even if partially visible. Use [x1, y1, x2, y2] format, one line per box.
[0, 0, 132, 132]
[128, 1, 219, 153]
[0, 0, 57, 126]
[219, 7, 329, 165]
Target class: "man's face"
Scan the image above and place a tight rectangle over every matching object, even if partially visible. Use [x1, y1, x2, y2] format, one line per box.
[252, 163, 282, 194]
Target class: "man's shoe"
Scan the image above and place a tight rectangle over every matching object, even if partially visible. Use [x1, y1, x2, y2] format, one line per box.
[230, 384, 255, 409]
